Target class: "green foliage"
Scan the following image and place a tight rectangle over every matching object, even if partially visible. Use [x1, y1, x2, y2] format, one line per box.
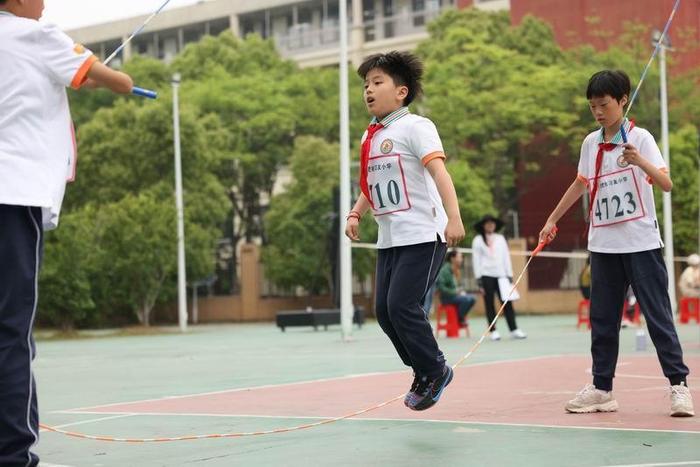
[263, 136, 339, 294]
[654, 126, 700, 256]
[39, 210, 97, 330]
[417, 9, 580, 210]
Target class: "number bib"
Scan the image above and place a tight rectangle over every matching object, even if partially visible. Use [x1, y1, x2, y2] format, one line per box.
[367, 154, 411, 216]
[590, 168, 645, 227]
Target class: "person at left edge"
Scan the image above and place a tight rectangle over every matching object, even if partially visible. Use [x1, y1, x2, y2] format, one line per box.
[344, 51, 465, 412]
[0, 1, 134, 465]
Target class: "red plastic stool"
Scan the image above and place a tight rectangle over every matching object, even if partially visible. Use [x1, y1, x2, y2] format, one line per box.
[435, 303, 469, 338]
[577, 299, 591, 329]
[679, 296, 700, 324]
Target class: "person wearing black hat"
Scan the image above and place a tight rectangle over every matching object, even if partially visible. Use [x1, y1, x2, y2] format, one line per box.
[471, 215, 526, 341]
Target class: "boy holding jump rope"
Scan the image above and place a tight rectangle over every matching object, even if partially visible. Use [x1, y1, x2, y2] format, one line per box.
[539, 70, 694, 417]
[0, 1, 134, 464]
[345, 51, 465, 411]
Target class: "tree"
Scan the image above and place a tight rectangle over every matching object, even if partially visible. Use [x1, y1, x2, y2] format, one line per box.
[263, 136, 339, 295]
[39, 209, 97, 331]
[416, 10, 580, 211]
[654, 125, 700, 256]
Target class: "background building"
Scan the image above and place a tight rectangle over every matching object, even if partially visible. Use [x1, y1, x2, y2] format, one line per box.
[68, 0, 507, 68]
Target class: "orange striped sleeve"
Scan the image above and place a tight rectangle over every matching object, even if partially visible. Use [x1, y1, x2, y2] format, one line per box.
[70, 55, 98, 90]
[422, 151, 446, 166]
[647, 167, 669, 184]
[576, 173, 588, 186]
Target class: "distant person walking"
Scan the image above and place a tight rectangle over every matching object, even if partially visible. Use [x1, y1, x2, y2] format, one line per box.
[471, 214, 526, 341]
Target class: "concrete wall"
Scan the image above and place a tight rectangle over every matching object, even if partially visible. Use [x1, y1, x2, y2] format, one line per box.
[194, 241, 584, 323]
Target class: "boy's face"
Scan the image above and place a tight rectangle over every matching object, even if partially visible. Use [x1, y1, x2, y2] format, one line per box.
[2, 0, 44, 19]
[363, 68, 408, 119]
[588, 94, 628, 128]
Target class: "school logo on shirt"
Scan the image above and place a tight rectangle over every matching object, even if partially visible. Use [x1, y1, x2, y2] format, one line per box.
[73, 44, 85, 55]
[617, 155, 629, 168]
[380, 139, 393, 154]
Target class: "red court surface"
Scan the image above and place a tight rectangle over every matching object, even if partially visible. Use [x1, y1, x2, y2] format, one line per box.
[67, 355, 700, 433]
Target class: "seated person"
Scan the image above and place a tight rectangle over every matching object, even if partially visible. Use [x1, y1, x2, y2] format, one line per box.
[679, 254, 700, 298]
[436, 250, 475, 324]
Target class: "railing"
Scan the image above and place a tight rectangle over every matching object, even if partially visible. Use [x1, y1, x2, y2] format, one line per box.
[274, 4, 454, 55]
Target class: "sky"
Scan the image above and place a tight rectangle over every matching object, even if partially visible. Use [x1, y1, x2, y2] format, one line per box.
[42, 0, 203, 30]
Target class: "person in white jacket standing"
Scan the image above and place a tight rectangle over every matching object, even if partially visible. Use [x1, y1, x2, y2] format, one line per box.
[471, 214, 527, 341]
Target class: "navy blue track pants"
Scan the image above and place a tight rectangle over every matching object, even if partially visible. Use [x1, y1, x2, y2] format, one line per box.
[0, 204, 42, 467]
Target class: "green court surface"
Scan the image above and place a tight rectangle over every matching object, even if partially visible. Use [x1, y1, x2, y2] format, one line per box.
[35, 315, 700, 467]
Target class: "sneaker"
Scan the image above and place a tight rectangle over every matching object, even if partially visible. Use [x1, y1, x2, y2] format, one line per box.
[670, 383, 695, 417]
[404, 372, 420, 408]
[565, 384, 619, 413]
[490, 330, 501, 341]
[511, 329, 527, 339]
[407, 365, 454, 411]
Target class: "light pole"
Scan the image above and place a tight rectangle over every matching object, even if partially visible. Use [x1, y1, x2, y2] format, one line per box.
[653, 29, 676, 316]
[172, 73, 188, 332]
[338, 0, 354, 341]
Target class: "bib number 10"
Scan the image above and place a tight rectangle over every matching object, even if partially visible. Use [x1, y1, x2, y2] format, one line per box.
[370, 180, 402, 208]
[367, 154, 411, 215]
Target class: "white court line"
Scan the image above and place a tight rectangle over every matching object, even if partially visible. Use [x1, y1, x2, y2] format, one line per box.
[40, 414, 137, 432]
[600, 462, 700, 467]
[57, 354, 567, 414]
[46, 410, 700, 435]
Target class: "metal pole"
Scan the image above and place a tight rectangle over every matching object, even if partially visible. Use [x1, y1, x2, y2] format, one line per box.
[659, 43, 677, 317]
[172, 73, 188, 332]
[339, 0, 354, 341]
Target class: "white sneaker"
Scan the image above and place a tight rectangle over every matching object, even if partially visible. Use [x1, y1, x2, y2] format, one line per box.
[511, 329, 527, 339]
[670, 383, 695, 417]
[490, 330, 501, 341]
[565, 384, 619, 413]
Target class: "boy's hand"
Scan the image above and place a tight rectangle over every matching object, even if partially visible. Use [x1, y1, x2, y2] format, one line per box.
[621, 143, 643, 166]
[345, 217, 360, 241]
[444, 218, 465, 247]
[539, 221, 558, 244]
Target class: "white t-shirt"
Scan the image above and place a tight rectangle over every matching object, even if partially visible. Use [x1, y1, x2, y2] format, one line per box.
[0, 12, 96, 229]
[363, 108, 448, 249]
[471, 233, 513, 279]
[577, 121, 666, 253]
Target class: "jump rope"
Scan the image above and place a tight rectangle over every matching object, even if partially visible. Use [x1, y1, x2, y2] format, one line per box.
[39, 0, 682, 443]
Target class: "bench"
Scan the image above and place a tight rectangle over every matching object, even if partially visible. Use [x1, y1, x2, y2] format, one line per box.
[276, 307, 365, 331]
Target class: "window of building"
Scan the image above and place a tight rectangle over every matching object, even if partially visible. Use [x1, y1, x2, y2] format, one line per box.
[383, 0, 394, 38]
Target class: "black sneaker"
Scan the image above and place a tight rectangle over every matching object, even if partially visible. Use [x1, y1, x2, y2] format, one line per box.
[407, 365, 454, 411]
[404, 372, 421, 407]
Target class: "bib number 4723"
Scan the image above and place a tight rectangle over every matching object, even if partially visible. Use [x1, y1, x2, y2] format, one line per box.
[590, 168, 645, 228]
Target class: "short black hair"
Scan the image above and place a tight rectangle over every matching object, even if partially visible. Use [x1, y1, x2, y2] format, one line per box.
[586, 70, 631, 103]
[357, 51, 424, 106]
[445, 249, 459, 263]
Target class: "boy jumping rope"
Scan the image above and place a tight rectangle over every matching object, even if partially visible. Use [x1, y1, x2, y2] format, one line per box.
[0, 1, 134, 464]
[345, 51, 464, 411]
[539, 70, 694, 417]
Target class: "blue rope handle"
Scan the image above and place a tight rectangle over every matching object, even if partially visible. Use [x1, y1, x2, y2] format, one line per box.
[131, 86, 158, 99]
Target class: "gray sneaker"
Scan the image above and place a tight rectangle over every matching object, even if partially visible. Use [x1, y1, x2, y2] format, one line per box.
[670, 383, 695, 417]
[565, 384, 619, 413]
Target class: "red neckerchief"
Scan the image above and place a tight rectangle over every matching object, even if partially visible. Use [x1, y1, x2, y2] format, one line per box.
[359, 122, 383, 208]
